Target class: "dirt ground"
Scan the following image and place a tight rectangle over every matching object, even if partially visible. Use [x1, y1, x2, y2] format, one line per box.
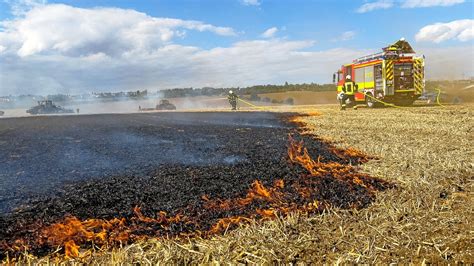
[253, 91, 336, 105]
[2, 103, 473, 264]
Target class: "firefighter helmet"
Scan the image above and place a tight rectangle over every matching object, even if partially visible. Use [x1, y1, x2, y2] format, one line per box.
[346, 75, 351, 80]
[229, 90, 233, 94]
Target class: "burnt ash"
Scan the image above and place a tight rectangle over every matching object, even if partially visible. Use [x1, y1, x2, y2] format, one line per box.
[0, 112, 393, 258]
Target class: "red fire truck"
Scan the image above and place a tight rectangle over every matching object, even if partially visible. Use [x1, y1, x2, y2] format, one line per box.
[333, 39, 425, 107]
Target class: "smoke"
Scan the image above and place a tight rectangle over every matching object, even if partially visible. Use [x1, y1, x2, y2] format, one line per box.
[0, 92, 234, 118]
[419, 45, 474, 80]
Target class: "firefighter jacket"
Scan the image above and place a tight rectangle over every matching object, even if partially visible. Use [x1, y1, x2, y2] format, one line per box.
[342, 80, 357, 95]
[228, 93, 238, 102]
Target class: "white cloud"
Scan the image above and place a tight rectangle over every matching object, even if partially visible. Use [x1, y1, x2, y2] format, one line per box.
[357, 0, 464, 12]
[0, 37, 370, 94]
[356, 0, 394, 13]
[415, 19, 474, 43]
[3, 0, 47, 16]
[0, 4, 236, 57]
[241, 0, 261, 6]
[401, 0, 465, 8]
[333, 31, 356, 41]
[261, 27, 278, 38]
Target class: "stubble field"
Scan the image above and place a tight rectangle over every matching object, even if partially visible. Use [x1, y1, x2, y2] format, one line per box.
[3, 103, 473, 264]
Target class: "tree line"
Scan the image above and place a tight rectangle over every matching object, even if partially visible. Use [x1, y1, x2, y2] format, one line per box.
[161, 83, 335, 98]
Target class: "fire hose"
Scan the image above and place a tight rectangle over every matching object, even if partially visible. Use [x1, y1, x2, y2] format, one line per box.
[357, 88, 446, 109]
[358, 92, 403, 109]
[237, 97, 271, 110]
[435, 88, 446, 107]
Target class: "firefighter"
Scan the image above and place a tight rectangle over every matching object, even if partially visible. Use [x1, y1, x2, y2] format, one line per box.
[338, 75, 358, 110]
[228, 90, 238, 110]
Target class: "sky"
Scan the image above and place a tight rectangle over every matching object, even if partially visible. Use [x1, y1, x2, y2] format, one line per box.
[0, 0, 473, 95]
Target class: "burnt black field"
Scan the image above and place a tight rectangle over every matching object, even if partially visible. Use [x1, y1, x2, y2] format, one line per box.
[0, 112, 393, 258]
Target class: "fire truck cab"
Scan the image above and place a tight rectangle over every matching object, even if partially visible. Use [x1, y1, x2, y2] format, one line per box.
[333, 39, 425, 107]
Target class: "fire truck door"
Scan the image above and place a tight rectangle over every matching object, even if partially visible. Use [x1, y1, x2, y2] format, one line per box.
[375, 64, 383, 91]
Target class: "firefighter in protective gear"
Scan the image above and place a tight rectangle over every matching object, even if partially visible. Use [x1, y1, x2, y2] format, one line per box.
[338, 75, 358, 110]
[228, 90, 238, 110]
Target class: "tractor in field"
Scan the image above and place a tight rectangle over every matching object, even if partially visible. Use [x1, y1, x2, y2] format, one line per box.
[156, 99, 176, 110]
[26, 100, 75, 115]
[333, 38, 425, 107]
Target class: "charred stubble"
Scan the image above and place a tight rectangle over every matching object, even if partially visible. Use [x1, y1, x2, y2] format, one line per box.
[0, 112, 393, 259]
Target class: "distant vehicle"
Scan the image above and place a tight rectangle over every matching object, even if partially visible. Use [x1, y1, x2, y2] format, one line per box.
[138, 106, 155, 111]
[0, 111, 4, 116]
[156, 99, 176, 110]
[26, 100, 74, 115]
[419, 91, 448, 103]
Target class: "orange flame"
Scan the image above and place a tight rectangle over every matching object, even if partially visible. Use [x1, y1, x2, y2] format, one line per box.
[204, 180, 283, 211]
[287, 135, 377, 190]
[209, 216, 252, 234]
[287, 135, 327, 176]
[64, 240, 79, 258]
[256, 209, 276, 218]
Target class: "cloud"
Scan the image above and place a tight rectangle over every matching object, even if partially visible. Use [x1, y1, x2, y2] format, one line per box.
[356, 0, 464, 12]
[333, 31, 356, 41]
[241, 0, 261, 6]
[415, 19, 473, 43]
[261, 27, 278, 38]
[0, 37, 370, 95]
[401, 0, 465, 8]
[0, 4, 236, 57]
[356, 0, 394, 13]
[3, 0, 47, 16]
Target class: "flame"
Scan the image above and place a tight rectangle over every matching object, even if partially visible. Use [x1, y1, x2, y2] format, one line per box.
[287, 135, 327, 176]
[256, 209, 276, 218]
[40, 216, 128, 257]
[209, 216, 252, 234]
[203, 180, 283, 211]
[64, 240, 79, 258]
[251, 180, 271, 198]
[287, 135, 378, 190]
[274, 179, 284, 189]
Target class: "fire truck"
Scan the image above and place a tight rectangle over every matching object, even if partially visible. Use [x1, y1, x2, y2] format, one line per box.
[333, 38, 425, 107]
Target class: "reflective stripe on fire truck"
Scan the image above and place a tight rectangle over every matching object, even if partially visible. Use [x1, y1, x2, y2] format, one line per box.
[385, 60, 394, 81]
[413, 58, 424, 95]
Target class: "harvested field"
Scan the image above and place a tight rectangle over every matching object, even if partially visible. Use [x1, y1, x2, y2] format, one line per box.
[255, 91, 335, 105]
[0, 111, 393, 261]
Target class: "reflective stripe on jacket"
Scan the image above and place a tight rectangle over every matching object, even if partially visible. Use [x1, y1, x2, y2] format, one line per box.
[343, 81, 356, 95]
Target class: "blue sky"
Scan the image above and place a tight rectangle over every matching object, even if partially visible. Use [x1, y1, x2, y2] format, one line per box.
[0, 0, 473, 95]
